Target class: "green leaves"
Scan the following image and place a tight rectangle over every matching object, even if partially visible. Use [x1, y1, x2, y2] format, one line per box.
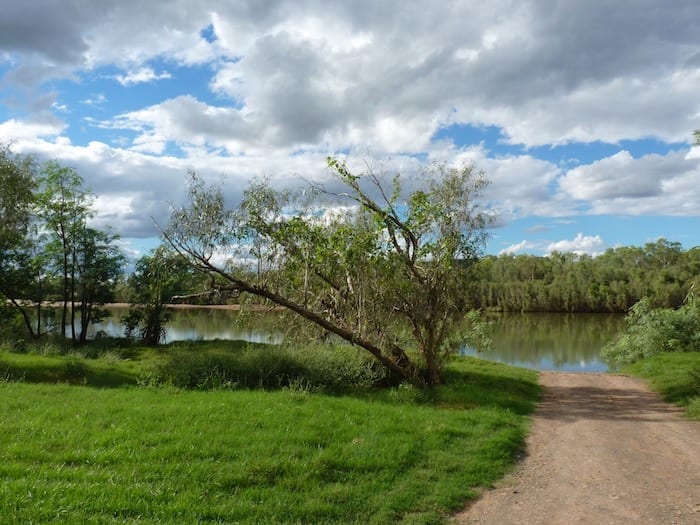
[602, 296, 700, 364]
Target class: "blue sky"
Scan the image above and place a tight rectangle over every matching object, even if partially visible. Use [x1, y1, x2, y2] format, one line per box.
[1, 1, 699, 260]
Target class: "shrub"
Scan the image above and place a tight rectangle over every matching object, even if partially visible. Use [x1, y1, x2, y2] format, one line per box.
[602, 297, 700, 364]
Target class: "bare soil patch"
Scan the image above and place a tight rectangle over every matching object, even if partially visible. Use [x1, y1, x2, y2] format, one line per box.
[452, 372, 700, 525]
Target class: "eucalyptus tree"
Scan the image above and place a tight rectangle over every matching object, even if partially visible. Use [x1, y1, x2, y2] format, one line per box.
[37, 162, 93, 338]
[0, 143, 39, 336]
[165, 160, 493, 386]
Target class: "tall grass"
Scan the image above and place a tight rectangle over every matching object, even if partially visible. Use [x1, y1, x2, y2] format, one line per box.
[144, 340, 388, 392]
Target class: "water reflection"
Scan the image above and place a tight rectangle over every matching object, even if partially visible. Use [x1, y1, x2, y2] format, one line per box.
[462, 313, 625, 372]
[89, 307, 282, 344]
[43, 307, 624, 372]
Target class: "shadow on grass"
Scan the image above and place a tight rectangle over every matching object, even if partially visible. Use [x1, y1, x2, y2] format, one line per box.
[434, 359, 541, 415]
[0, 355, 139, 388]
[0, 342, 543, 415]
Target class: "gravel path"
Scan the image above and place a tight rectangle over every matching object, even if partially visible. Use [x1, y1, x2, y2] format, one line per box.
[451, 372, 700, 525]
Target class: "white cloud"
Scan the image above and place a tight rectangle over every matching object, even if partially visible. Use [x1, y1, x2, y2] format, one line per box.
[2, 1, 700, 249]
[547, 233, 606, 256]
[115, 67, 171, 86]
[559, 150, 700, 216]
[4, 1, 700, 150]
[81, 93, 107, 107]
[0, 118, 66, 140]
[103, 95, 255, 154]
[498, 240, 540, 256]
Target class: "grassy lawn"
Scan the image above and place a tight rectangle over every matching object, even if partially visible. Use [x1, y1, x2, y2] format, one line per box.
[0, 346, 539, 524]
[623, 352, 700, 420]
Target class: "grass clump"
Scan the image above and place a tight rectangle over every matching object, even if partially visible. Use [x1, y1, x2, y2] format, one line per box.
[623, 352, 700, 420]
[144, 340, 388, 393]
[0, 348, 539, 524]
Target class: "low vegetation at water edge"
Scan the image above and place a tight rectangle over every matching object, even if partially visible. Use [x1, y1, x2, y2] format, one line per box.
[0, 341, 540, 524]
[601, 296, 699, 365]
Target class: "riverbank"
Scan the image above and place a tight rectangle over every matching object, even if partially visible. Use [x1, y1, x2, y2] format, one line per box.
[19, 301, 282, 311]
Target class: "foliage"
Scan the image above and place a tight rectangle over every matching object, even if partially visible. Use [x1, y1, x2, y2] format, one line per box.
[72, 227, 124, 343]
[0, 355, 538, 523]
[37, 161, 95, 339]
[467, 240, 700, 313]
[165, 161, 492, 386]
[0, 143, 36, 248]
[122, 246, 202, 345]
[0, 143, 40, 336]
[623, 352, 700, 420]
[601, 295, 700, 364]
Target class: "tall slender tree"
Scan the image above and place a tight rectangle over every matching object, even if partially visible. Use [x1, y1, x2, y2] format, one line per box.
[37, 162, 93, 340]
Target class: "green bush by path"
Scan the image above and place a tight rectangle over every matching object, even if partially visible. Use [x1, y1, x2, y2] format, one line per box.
[601, 297, 700, 365]
[0, 356, 539, 524]
[623, 352, 700, 420]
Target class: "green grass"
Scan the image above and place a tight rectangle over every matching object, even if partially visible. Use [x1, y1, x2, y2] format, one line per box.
[623, 352, 700, 420]
[0, 343, 539, 524]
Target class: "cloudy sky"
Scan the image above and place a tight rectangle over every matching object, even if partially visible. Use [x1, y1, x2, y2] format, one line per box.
[1, 0, 699, 259]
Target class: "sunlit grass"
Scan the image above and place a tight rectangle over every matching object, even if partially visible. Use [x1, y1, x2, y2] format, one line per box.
[623, 352, 700, 420]
[0, 346, 539, 524]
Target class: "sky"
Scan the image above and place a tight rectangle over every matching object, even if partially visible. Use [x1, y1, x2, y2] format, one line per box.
[1, 0, 699, 261]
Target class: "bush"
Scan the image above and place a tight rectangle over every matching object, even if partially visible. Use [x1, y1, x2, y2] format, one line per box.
[602, 297, 700, 364]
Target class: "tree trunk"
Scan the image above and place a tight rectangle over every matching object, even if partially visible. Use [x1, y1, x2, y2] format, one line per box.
[7, 297, 36, 339]
[202, 262, 420, 385]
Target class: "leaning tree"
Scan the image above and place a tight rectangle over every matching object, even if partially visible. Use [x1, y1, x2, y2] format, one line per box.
[164, 159, 493, 386]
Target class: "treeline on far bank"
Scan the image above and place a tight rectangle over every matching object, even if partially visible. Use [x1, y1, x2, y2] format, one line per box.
[464, 239, 700, 313]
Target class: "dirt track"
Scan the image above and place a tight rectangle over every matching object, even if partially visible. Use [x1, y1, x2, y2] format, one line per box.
[451, 372, 700, 525]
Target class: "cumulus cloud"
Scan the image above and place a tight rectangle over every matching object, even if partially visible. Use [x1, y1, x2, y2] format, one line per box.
[499, 240, 541, 256]
[0, 118, 66, 141]
[1, 1, 699, 250]
[102, 95, 254, 153]
[547, 233, 606, 256]
[560, 150, 700, 215]
[0, 1, 96, 85]
[5, 1, 700, 150]
[115, 67, 172, 86]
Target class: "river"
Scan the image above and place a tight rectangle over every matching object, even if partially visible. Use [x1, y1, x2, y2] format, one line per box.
[42, 306, 625, 372]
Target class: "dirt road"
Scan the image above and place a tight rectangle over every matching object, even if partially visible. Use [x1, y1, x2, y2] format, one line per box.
[452, 372, 700, 525]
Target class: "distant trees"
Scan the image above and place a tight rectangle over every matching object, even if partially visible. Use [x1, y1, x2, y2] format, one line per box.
[0, 144, 125, 343]
[164, 161, 493, 386]
[466, 240, 700, 313]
